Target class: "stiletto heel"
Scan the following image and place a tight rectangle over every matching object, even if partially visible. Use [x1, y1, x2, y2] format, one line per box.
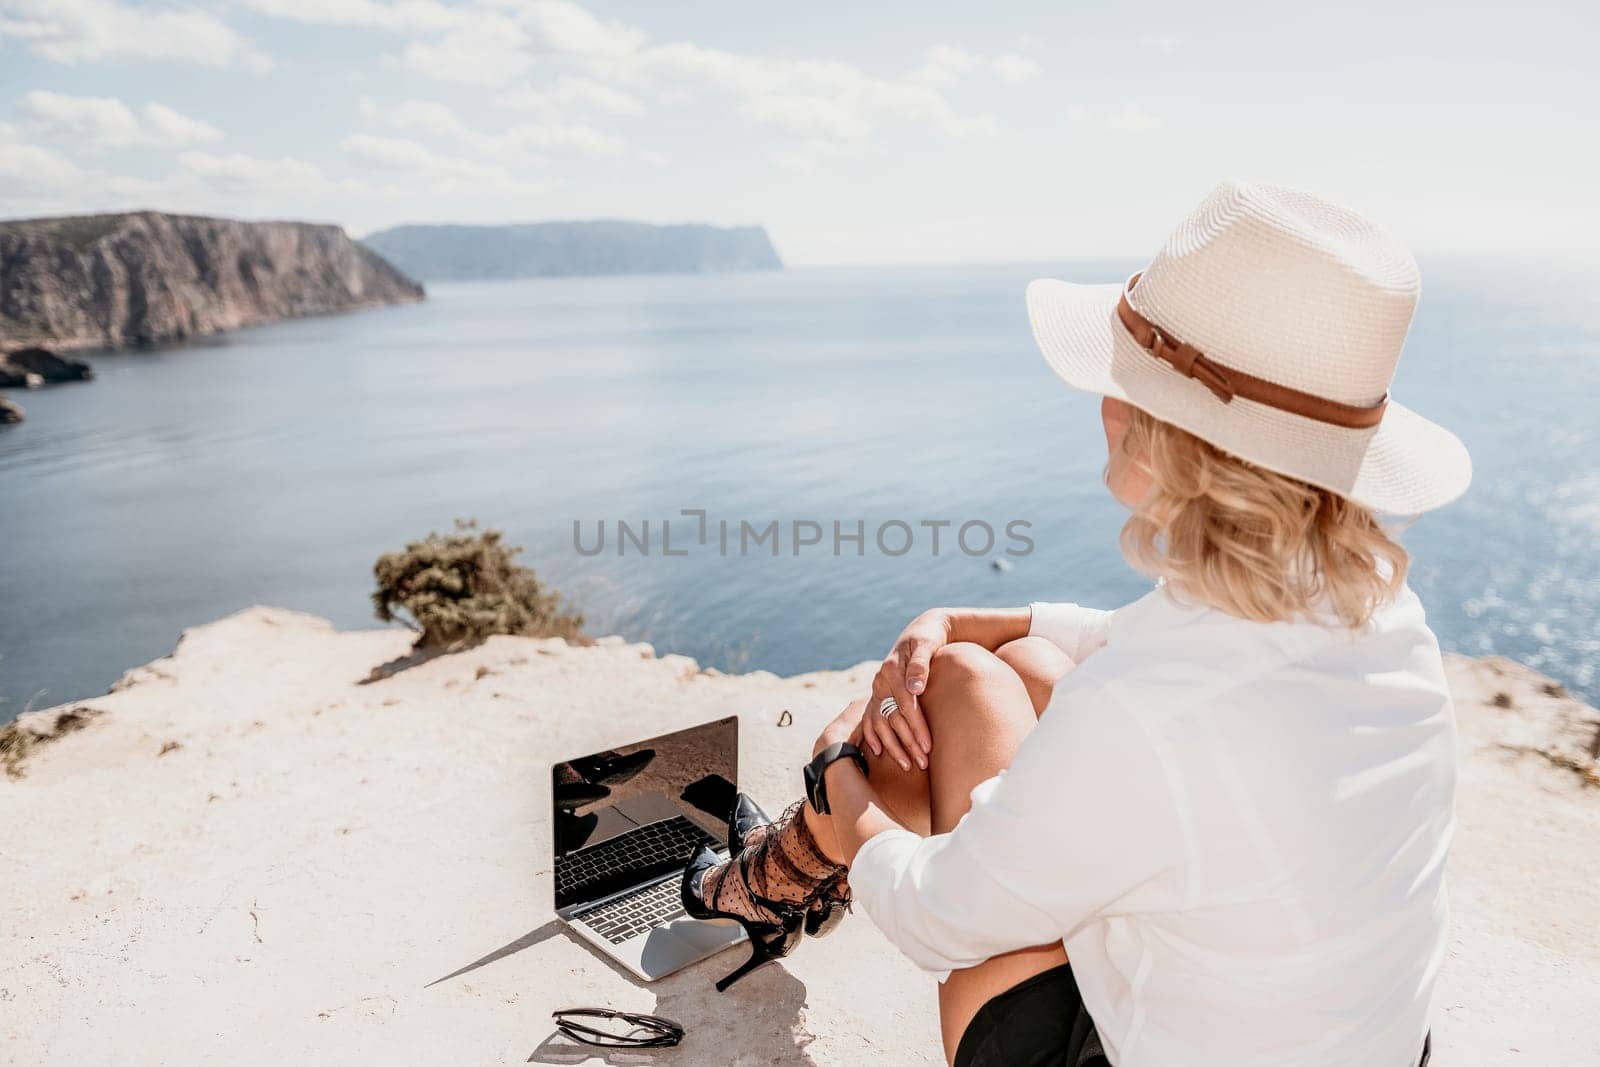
[714, 933, 784, 992]
[680, 843, 805, 992]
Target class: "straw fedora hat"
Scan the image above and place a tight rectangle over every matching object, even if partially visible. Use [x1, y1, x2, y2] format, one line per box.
[1026, 180, 1471, 514]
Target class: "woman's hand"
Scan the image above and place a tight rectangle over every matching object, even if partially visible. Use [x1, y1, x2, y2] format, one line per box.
[861, 610, 951, 771]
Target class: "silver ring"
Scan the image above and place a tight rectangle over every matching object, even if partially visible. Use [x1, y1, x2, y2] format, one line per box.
[878, 697, 899, 719]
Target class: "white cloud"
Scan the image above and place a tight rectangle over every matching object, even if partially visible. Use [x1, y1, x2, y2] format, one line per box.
[371, 98, 479, 143]
[0, 122, 181, 215]
[0, 141, 365, 218]
[178, 150, 330, 192]
[20, 90, 222, 149]
[992, 54, 1042, 84]
[19, 90, 143, 148]
[0, 0, 270, 68]
[247, 0, 642, 84]
[557, 76, 645, 114]
[736, 95, 874, 141]
[1104, 103, 1161, 133]
[246, 0, 643, 56]
[250, 0, 1004, 148]
[627, 40, 999, 143]
[913, 44, 977, 87]
[510, 0, 645, 57]
[142, 102, 223, 145]
[501, 120, 622, 156]
[361, 96, 623, 158]
[362, 97, 501, 156]
[495, 75, 645, 116]
[341, 132, 517, 184]
[399, 15, 533, 85]
[765, 136, 855, 177]
[0, 121, 86, 197]
[244, 0, 462, 34]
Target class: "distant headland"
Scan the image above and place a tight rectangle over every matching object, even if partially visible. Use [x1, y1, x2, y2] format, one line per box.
[0, 211, 425, 353]
[361, 219, 783, 281]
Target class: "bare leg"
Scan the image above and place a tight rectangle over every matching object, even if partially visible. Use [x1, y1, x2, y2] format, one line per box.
[809, 699, 933, 839]
[915, 642, 1074, 1064]
[993, 635, 1072, 717]
[804, 635, 1072, 858]
[801, 638, 1076, 1064]
[700, 634, 1076, 1067]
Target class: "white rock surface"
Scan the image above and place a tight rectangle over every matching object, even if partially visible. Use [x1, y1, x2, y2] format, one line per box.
[2, 609, 1595, 1065]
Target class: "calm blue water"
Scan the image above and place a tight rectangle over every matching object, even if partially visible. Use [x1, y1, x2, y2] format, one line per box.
[2, 261, 1597, 719]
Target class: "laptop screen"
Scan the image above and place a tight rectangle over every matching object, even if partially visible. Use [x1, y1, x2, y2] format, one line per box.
[552, 715, 738, 912]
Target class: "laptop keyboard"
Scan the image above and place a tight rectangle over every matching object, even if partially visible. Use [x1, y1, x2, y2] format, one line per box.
[555, 814, 719, 903]
[574, 877, 691, 945]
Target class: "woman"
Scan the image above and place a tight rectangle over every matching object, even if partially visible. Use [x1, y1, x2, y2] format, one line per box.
[683, 180, 1468, 1066]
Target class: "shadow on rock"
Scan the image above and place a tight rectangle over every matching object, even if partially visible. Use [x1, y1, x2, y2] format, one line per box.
[652, 961, 818, 1064]
[526, 1032, 663, 1066]
[359, 639, 483, 685]
[426, 920, 566, 988]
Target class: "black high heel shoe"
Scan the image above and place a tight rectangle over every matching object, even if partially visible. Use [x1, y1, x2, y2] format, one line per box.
[804, 872, 851, 938]
[726, 794, 851, 939]
[680, 844, 805, 991]
[728, 793, 771, 852]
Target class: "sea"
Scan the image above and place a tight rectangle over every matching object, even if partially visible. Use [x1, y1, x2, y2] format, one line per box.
[2, 260, 1597, 720]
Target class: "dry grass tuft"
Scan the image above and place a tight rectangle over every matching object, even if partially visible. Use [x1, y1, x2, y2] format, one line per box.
[1, 707, 103, 778]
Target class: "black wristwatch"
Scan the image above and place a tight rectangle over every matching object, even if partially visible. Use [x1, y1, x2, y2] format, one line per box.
[803, 741, 869, 815]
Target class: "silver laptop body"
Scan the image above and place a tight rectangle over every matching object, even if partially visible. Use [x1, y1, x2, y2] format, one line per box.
[551, 715, 747, 982]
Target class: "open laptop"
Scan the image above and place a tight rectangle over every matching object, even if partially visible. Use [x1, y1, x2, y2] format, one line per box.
[551, 715, 748, 982]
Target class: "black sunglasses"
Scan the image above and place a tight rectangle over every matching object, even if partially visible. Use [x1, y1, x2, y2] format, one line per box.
[552, 1007, 685, 1049]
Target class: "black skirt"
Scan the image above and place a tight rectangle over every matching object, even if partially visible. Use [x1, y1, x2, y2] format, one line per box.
[953, 963, 1434, 1067]
[953, 963, 1106, 1067]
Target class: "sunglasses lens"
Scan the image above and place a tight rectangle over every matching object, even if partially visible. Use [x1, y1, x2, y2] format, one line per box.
[555, 1011, 682, 1049]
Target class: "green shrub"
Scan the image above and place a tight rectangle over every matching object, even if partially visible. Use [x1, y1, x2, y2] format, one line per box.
[372, 521, 583, 650]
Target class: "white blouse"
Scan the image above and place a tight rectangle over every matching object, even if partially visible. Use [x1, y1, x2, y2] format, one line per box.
[849, 580, 1454, 1067]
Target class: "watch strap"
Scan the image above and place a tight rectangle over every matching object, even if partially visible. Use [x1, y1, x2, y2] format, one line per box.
[803, 741, 869, 815]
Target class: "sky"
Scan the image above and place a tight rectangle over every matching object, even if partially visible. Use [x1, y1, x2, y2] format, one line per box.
[0, 0, 1596, 266]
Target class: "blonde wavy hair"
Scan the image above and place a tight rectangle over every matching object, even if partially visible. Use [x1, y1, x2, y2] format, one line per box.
[1115, 406, 1408, 631]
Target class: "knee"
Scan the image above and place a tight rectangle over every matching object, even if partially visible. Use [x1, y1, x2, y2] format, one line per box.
[923, 642, 1012, 709]
[995, 636, 1074, 716]
[995, 636, 1074, 689]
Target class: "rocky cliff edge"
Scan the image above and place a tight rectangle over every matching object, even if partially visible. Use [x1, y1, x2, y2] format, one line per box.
[0, 212, 424, 351]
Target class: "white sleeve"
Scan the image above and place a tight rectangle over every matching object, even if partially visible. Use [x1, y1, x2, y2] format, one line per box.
[1027, 601, 1116, 663]
[848, 685, 1186, 980]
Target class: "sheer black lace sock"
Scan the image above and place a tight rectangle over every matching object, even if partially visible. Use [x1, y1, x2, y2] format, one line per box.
[696, 802, 848, 926]
[740, 814, 851, 910]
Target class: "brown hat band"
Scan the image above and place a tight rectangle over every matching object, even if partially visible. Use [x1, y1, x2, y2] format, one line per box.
[1116, 274, 1389, 430]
